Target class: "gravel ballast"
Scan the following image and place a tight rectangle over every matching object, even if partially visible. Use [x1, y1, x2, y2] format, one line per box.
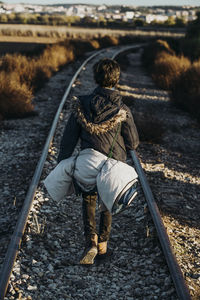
[0, 46, 199, 300]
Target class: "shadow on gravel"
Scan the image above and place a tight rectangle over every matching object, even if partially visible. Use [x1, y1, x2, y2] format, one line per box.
[138, 141, 200, 178]
[143, 169, 200, 230]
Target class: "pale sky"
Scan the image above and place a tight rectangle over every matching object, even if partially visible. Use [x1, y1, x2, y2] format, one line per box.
[3, 0, 200, 6]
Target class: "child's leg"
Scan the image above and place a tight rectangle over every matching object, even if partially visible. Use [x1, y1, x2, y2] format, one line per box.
[98, 210, 112, 255]
[80, 192, 98, 264]
[99, 210, 112, 242]
[82, 192, 97, 238]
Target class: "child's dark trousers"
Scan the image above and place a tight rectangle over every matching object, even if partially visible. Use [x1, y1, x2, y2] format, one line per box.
[82, 191, 112, 243]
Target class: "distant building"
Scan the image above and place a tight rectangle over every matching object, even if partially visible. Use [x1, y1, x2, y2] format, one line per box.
[112, 14, 123, 20]
[125, 11, 134, 19]
[0, 3, 198, 24]
[97, 5, 107, 11]
[0, 8, 5, 13]
[145, 14, 168, 23]
[14, 5, 26, 13]
[166, 9, 176, 17]
[176, 10, 189, 17]
[66, 5, 94, 18]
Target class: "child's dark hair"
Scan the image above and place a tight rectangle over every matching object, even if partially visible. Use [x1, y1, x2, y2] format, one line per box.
[93, 58, 120, 88]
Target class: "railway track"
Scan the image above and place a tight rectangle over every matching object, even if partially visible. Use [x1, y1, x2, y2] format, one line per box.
[0, 45, 193, 299]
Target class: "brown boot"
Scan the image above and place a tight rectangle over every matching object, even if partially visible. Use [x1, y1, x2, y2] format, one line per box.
[80, 234, 98, 265]
[96, 241, 113, 262]
[98, 241, 107, 255]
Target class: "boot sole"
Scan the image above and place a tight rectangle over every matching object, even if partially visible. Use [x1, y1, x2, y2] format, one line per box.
[80, 248, 98, 265]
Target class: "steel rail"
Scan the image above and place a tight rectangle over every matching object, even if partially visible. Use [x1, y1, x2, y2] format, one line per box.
[111, 44, 143, 60]
[129, 151, 191, 300]
[112, 48, 191, 299]
[0, 47, 110, 300]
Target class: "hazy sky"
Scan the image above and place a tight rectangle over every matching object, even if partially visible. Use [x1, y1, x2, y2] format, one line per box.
[3, 0, 200, 6]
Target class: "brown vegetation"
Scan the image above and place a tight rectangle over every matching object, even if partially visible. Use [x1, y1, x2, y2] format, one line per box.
[0, 43, 75, 92]
[142, 39, 200, 121]
[0, 41, 78, 118]
[0, 71, 33, 118]
[41, 44, 75, 73]
[171, 60, 200, 120]
[152, 52, 191, 90]
[62, 39, 100, 57]
[0, 34, 137, 120]
[1, 32, 185, 121]
[142, 39, 175, 70]
[97, 35, 119, 48]
[0, 24, 184, 44]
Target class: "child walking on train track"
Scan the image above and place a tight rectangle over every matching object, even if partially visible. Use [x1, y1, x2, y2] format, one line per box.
[57, 58, 139, 264]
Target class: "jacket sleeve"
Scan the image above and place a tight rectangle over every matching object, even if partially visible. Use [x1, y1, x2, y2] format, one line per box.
[121, 106, 139, 150]
[57, 113, 81, 163]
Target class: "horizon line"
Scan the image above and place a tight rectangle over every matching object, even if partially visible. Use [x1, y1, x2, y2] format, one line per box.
[2, 2, 200, 6]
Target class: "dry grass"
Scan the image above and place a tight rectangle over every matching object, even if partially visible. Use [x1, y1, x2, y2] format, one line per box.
[0, 54, 37, 88]
[0, 42, 76, 118]
[0, 24, 185, 41]
[62, 39, 100, 57]
[97, 35, 119, 48]
[89, 39, 100, 49]
[143, 39, 200, 121]
[40, 44, 74, 72]
[153, 52, 191, 90]
[171, 60, 200, 120]
[0, 34, 131, 119]
[142, 39, 175, 70]
[0, 71, 33, 118]
[2, 33, 178, 120]
[0, 41, 77, 118]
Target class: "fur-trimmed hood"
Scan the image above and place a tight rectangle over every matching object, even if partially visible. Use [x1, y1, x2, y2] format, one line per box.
[72, 87, 127, 135]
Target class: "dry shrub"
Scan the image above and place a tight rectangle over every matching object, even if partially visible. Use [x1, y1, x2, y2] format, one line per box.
[0, 34, 123, 120]
[16, 30, 23, 37]
[50, 31, 63, 39]
[171, 60, 200, 120]
[66, 39, 99, 56]
[97, 35, 119, 48]
[31, 61, 52, 90]
[0, 53, 37, 87]
[0, 71, 34, 118]
[143, 39, 200, 121]
[0, 43, 75, 119]
[90, 39, 100, 49]
[26, 30, 33, 37]
[134, 111, 164, 143]
[1, 29, 12, 36]
[40, 44, 74, 72]
[153, 52, 191, 90]
[30, 44, 74, 90]
[142, 39, 175, 69]
[0, 53, 29, 73]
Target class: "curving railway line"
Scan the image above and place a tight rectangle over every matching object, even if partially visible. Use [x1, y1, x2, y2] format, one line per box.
[0, 45, 194, 299]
